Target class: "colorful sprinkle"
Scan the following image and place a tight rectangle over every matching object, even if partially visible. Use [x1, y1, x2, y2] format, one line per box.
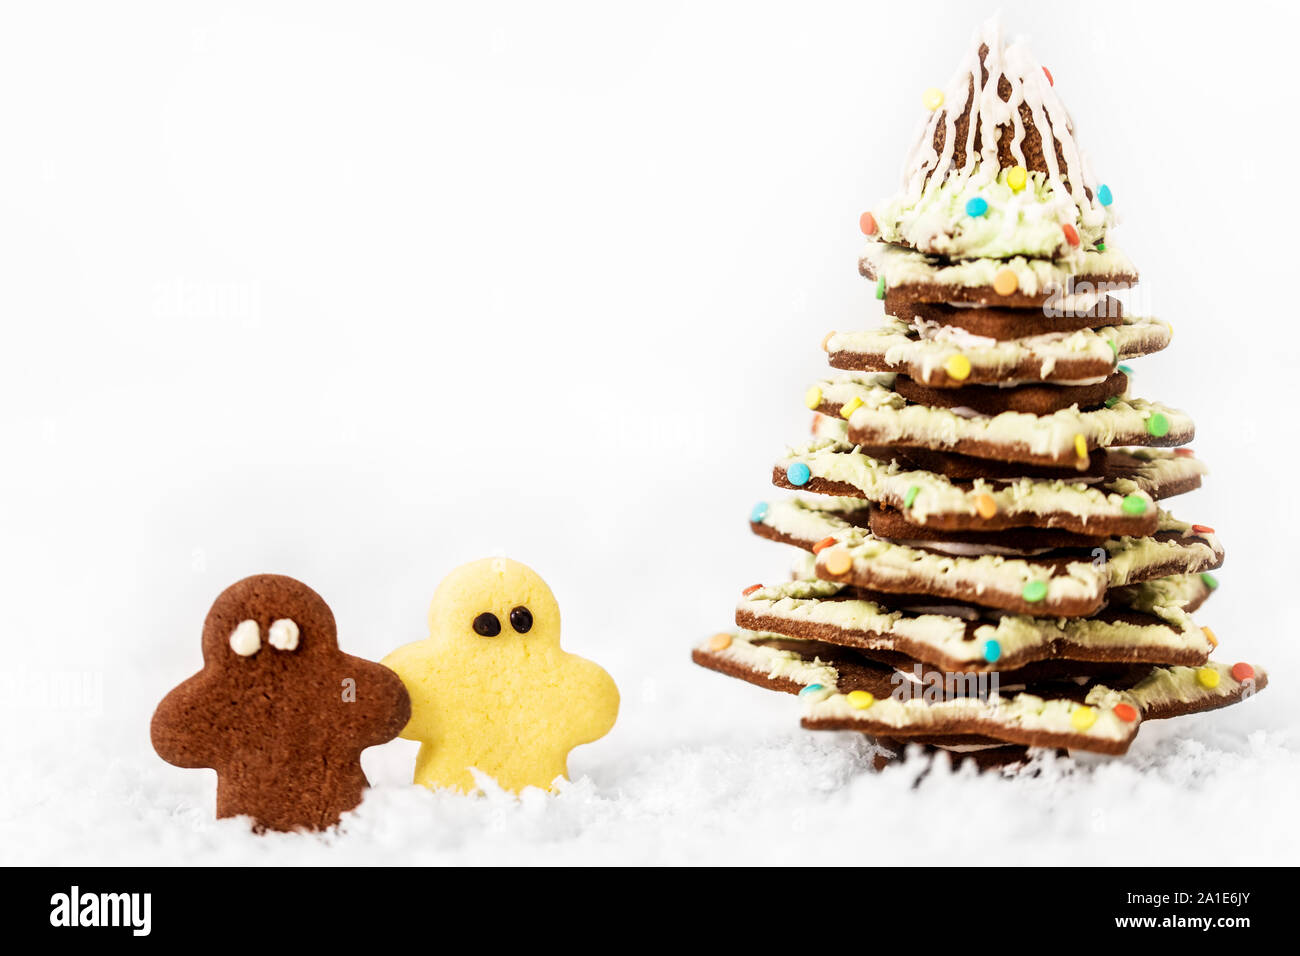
[1007, 165, 1027, 192]
[1145, 412, 1170, 438]
[1231, 662, 1255, 682]
[983, 639, 1001, 663]
[1042, 66, 1054, 86]
[922, 87, 944, 111]
[822, 547, 853, 576]
[859, 211, 878, 235]
[707, 633, 732, 651]
[1070, 706, 1097, 730]
[847, 690, 875, 710]
[1103, 396, 1119, 408]
[750, 502, 769, 523]
[1106, 338, 1118, 357]
[1061, 223, 1080, 247]
[821, 331, 835, 352]
[965, 196, 989, 217]
[1200, 572, 1219, 591]
[1203, 626, 1219, 648]
[1022, 579, 1048, 603]
[812, 536, 837, 554]
[1096, 241, 1107, 252]
[786, 462, 811, 487]
[1174, 448, 1196, 457]
[973, 493, 997, 519]
[875, 276, 886, 299]
[1121, 494, 1148, 516]
[1073, 433, 1087, 459]
[799, 683, 825, 697]
[903, 484, 921, 509]
[1097, 184, 1113, 206]
[742, 584, 762, 597]
[944, 353, 972, 381]
[840, 395, 864, 419]
[810, 413, 821, 434]
[1117, 363, 1133, 375]
[1196, 666, 1220, 689]
[805, 385, 823, 410]
[1113, 703, 1138, 723]
[1191, 524, 1216, 535]
[992, 267, 1018, 296]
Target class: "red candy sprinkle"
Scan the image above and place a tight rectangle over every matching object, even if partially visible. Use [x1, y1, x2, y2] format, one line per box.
[1174, 448, 1196, 457]
[859, 211, 878, 236]
[1191, 524, 1216, 534]
[742, 584, 762, 596]
[812, 536, 837, 554]
[1062, 223, 1080, 247]
[1043, 66, 1054, 86]
[1231, 662, 1255, 682]
[1113, 703, 1138, 723]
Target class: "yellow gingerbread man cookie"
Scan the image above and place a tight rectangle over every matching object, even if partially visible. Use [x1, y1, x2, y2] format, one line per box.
[383, 557, 619, 794]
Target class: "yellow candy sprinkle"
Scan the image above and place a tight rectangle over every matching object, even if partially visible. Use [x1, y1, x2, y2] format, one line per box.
[847, 690, 875, 710]
[707, 633, 732, 651]
[944, 353, 972, 381]
[992, 267, 1018, 296]
[922, 87, 944, 111]
[805, 385, 823, 410]
[1007, 165, 1028, 192]
[840, 395, 864, 419]
[1073, 433, 1088, 459]
[1197, 666, 1221, 689]
[1203, 626, 1219, 648]
[1070, 706, 1097, 731]
[822, 547, 853, 576]
[1166, 321, 1174, 340]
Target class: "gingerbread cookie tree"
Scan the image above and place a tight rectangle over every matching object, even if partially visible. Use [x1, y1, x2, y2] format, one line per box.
[694, 17, 1265, 765]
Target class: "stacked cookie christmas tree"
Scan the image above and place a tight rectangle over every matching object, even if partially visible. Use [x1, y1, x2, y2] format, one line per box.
[693, 17, 1265, 766]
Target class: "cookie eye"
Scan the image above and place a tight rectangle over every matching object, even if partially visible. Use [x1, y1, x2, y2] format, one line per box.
[472, 612, 501, 637]
[509, 606, 533, 634]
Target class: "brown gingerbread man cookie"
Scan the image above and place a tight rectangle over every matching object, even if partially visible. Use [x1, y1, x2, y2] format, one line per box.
[151, 574, 411, 832]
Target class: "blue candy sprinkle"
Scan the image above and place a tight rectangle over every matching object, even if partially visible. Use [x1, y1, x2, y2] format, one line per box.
[1098, 184, 1113, 206]
[965, 196, 989, 217]
[787, 462, 812, 487]
[750, 502, 769, 523]
[799, 683, 825, 697]
[983, 639, 1002, 663]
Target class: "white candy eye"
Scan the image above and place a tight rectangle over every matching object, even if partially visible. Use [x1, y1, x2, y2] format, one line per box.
[268, 618, 300, 651]
[229, 619, 261, 656]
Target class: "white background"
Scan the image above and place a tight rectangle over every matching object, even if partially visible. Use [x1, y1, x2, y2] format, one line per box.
[3, 0, 1298, 864]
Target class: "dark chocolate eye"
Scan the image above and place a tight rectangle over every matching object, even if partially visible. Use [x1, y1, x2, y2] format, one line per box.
[472, 612, 501, 637]
[509, 606, 533, 634]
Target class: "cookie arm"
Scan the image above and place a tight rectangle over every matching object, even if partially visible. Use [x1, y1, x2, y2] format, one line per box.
[564, 657, 620, 746]
[379, 642, 436, 741]
[150, 673, 225, 769]
[339, 655, 412, 746]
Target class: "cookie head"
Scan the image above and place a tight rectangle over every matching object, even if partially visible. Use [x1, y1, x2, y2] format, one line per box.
[427, 557, 561, 652]
[200, 574, 338, 665]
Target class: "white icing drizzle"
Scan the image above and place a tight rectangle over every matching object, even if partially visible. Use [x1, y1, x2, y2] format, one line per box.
[900, 15, 1105, 228]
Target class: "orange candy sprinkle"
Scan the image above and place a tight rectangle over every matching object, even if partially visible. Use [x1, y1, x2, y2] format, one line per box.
[1062, 223, 1080, 246]
[822, 548, 853, 576]
[1203, 626, 1219, 648]
[859, 211, 878, 236]
[1174, 448, 1196, 457]
[812, 536, 837, 554]
[973, 493, 998, 519]
[1113, 703, 1138, 723]
[1231, 662, 1255, 682]
[1043, 66, 1054, 86]
[1192, 524, 1215, 534]
[810, 413, 822, 434]
[707, 633, 732, 651]
[993, 267, 1018, 296]
[742, 584, 763, 596]
[821, 331, 835, 352]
